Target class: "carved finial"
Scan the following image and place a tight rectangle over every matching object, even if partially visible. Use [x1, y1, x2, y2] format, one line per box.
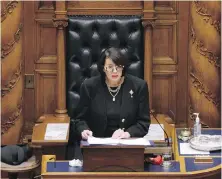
[52, 18, 68, 29]
[142, 20, 155, 29]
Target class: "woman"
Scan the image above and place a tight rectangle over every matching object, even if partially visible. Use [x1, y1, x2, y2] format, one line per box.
[75, 47, 150, 140]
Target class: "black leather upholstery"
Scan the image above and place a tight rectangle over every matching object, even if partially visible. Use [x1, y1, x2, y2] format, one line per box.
[66, 15, 144, 121]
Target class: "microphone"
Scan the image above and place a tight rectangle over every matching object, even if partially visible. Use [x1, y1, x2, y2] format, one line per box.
[49, 157, 56, 168]
[150, 110, 170, 147]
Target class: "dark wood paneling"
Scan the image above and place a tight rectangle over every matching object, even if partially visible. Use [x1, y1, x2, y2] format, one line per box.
[152, 71, 177, 115]
[154, 1, 177, 13]
[176, 1, 190, 126]
[19, 1, 221, 141]
[67, 1, 143, 15]
[68, 1, 143, 9]
[36, 19, 57, 64]
[152, 2, 179, 122]
[23, 1, 36, 135]
[153, 20, 177, 65]
[38, 1, 55, 10]
[35, 70, 57, 119]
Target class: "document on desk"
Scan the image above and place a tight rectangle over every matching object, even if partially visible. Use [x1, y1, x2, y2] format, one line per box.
[180, 143, 209, 155]
[44, 123, 69, 140]
[87, 137, 150, 146]
[143, 124, 165, 140]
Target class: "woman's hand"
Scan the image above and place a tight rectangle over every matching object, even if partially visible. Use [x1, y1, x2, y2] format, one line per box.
[81, 130, 93, 140]
[119, 131, 130, 139]
[112, 129, 131, 139]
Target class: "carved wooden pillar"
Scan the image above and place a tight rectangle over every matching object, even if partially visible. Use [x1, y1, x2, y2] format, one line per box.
[142, 2, 156, 109]
[1, 1, 24, 144]
[53, 2, 68, 117]
[188, 1, 221, 127]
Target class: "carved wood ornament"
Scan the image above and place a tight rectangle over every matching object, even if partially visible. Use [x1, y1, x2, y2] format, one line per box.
[1, 23, 23, 59]
[190, 72, 220, 108]
[188, 1, 221, 127]
[190, 26, 220, 68]
[1, 98, 23, 135]
[194, 1, 221, 35]
[1, 60, 22, 97]
[1, 1, 18, 22]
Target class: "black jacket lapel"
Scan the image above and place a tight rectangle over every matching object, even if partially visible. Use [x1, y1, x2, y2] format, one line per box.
[119, 75, 134, 129]
[98, 79, 107, 121]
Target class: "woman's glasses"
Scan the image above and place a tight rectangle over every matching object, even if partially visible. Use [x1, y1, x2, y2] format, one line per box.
[104, 65, 124, 72]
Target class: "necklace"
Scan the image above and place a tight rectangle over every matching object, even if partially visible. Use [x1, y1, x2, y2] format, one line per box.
[108, 86, 121, 93]
[105, 78, 124, 101]
[107, 85, 121, 101]
[105, 82, 121, 101]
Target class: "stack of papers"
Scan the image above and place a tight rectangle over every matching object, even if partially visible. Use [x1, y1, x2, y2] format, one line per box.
[87, 137, 150, 146]
[44, 123, 69, 140]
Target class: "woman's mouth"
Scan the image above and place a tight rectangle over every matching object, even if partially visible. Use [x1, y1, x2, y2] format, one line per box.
[112, 75, 118, 78]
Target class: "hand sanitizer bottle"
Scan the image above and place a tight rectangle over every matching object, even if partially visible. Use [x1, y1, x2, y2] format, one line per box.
[193, 113, 201, 137]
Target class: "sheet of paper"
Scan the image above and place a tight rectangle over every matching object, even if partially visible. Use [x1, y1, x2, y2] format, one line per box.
[44, 123, 69, 140]
[180, 143, 210, 155]
[87, 137, 119, 145]
[143, 124, 165, 140]
[120, 138, 150, 146]
[87, 137, 150, 146]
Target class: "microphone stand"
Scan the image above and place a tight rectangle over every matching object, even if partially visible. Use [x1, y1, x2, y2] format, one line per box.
[150, 110, 170, 147]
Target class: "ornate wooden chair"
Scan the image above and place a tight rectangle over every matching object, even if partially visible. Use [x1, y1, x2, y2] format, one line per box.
[65, 15, 144, 159]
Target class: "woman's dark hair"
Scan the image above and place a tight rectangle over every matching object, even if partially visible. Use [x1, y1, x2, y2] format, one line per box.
[97, 47, 128, 81]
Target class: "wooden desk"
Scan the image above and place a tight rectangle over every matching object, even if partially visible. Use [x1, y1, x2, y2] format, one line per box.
[174, 128, 221, 178]
[41, 161, 221, 179]
[32, 114, 70, 160]
[32, 114, 173, 158]
[41, 128, 221, 179]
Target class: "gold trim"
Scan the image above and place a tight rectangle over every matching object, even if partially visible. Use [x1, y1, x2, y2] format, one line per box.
[1, 1, 18, 23]
[1, 60, 22, 97]
[190, 26, 220, 68]
[55, 11, 67, 15]
[190, 72, 220, 107]
[41, 164, 222, 176]
[143, 10, 155, 13]
[1, 98, 23, 135]
[179, 156, 186, 172]
[1, 23, 23, 59]
[153, 71, 177, 75]
[174, 129, 180, 161]
[194, 1, 221, 35]
[67, 8, 142, 10]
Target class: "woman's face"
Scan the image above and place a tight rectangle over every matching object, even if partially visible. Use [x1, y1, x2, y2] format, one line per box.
[103, 58, 123, 84]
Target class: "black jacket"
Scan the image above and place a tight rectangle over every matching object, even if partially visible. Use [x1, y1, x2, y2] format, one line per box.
[75, 74, 150, 137]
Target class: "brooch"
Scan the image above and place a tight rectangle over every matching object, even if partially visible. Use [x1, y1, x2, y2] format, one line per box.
[129, 90, 134, 98]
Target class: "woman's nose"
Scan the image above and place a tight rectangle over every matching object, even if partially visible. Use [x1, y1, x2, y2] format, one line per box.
[112, 67, 117, 72]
